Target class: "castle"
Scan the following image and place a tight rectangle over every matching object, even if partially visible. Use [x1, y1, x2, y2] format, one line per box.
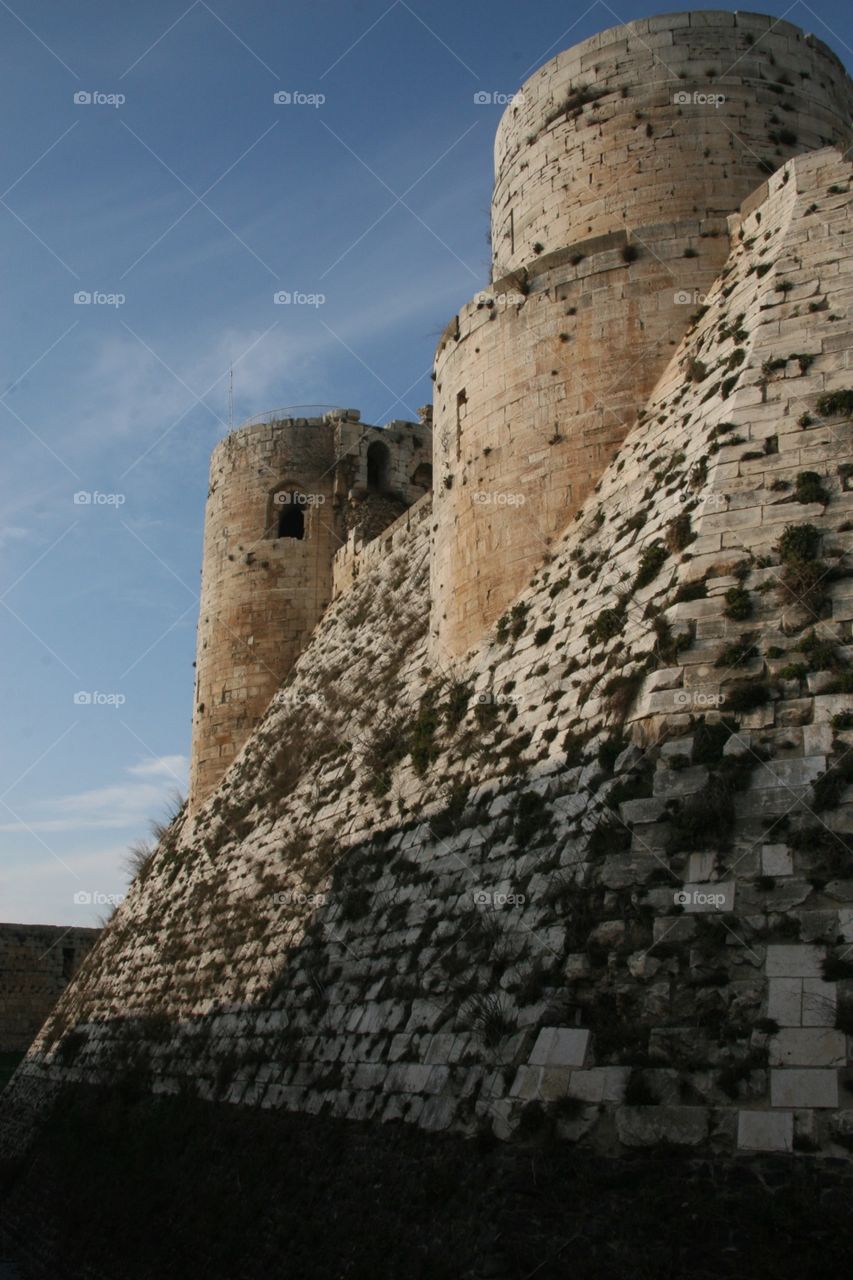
[431, 11, 853, 657]
[189, 8, 853, 810]
[5, 11, 853, 1218]
[190, 408, 432, 804]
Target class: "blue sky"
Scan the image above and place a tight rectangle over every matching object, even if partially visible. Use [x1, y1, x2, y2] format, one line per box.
[1, 0, 851, 926]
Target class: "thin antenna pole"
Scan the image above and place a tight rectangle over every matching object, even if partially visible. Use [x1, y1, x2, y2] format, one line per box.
[228, 365, 234, 431]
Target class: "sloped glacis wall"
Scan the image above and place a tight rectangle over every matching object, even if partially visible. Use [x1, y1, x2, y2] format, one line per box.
[3, 145, 853, 1162]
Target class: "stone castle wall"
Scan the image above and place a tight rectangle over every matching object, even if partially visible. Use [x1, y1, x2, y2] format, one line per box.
[430, 229, 724, 658]
[430, 10, 853, 660]
[332, 492, 432, 600]
[6, 146, 853, 1161]
[190, 413, 430, 808]
[0, 925, 99, 1055]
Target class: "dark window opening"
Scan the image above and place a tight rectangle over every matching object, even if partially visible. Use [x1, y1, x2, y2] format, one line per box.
[277, 495, 305, 539]
[412, 462, 433, 490]
[62, 947, 75, 981]
[366, 441, 391, 492]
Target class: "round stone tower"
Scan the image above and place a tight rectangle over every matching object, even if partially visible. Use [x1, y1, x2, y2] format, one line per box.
[189, 409, 431, 809]
[430, 10, 853, 660]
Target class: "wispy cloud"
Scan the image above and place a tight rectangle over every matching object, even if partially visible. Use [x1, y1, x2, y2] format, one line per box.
[0, 754, 188, 834]
[67, 322, 324, 451]
[127, 754, 188, 780]
[0, 525, 29, 548]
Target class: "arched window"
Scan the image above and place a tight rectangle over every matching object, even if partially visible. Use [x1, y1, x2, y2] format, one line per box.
[366, 441, 391, 492]
[276, 492, 305, 539]
[411, 462, 433, 490]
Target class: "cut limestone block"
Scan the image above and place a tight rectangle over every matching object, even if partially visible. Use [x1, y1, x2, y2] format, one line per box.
[528, 1027, 591, 1069]
[737, 1110, 794, 1152]
[770, 1069, 839, 1108]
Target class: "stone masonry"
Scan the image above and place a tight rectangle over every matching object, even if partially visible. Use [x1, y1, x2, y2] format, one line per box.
[190, 409, 431, 808]
[431, 10, 853, 660]
[0, 925, 99, 1055]
[3, 15, 853, 1166]
[1, 10, 850, 1172]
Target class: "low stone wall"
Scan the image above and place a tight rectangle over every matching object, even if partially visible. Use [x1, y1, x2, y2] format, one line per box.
[0, 925, 99, 1055]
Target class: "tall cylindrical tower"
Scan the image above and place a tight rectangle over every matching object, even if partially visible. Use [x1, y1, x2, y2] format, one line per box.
[189, 416, 342, 809]
[430, 10, 853, 660]
[189, 409, 433, 810]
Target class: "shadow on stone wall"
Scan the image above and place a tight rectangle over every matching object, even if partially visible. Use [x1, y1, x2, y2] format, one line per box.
[3, 1082, 853, 1280]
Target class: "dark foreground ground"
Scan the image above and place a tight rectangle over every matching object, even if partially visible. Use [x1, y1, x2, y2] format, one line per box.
[1, 1086, 852, 1280]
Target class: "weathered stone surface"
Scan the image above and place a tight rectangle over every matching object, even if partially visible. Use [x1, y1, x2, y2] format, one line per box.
[616, 1106, 709, 1147]
[761, 845, 793, 877]
[769, 1029, 846, 1068]
[0, 926, 99, 1056]
[568, 1067, 630, 1103]
[737, 1110, 793, 1152]
[4, 51, 853, 1172]
[529, 1028, 591, 1070]
[770, 1070, 839, 1108]
[768, 979, 803, 1027]
[802, 980, 837, 1028]
[766, 946, 826, 979]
